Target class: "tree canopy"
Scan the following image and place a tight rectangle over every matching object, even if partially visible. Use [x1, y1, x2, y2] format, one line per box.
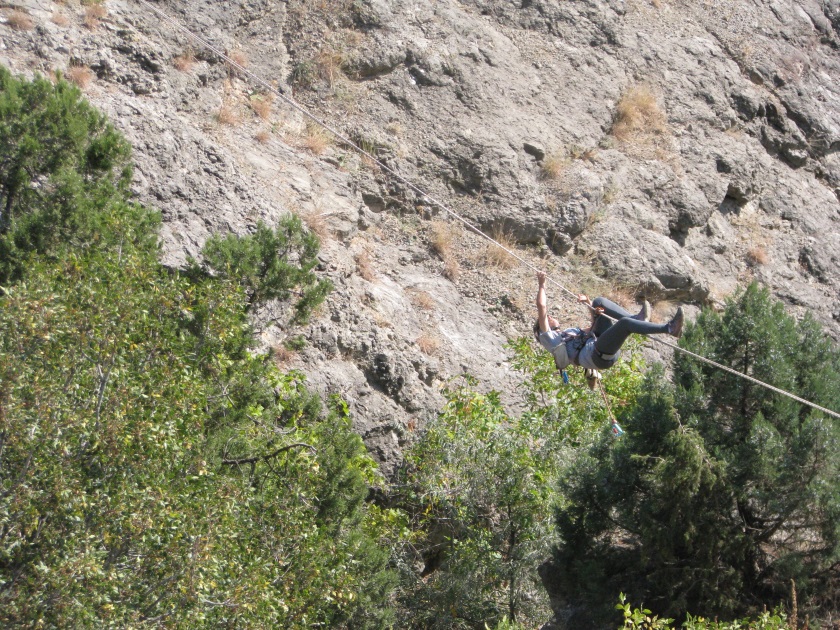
[0, 66, 139, 284]
[551, 283, 840, 625]
[0, 68, 396, 628]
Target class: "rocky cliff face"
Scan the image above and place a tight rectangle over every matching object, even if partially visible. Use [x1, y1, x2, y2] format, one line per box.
[3, 0, 839, 473]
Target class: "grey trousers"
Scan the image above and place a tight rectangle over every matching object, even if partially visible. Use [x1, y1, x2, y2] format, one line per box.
[590, 297, 669, 364]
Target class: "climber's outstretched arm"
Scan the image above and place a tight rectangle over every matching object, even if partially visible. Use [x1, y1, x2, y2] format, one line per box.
[536, 271, 550, 334]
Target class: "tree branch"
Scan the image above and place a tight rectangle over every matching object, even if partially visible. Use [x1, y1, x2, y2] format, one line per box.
[221, 442, 316, 466]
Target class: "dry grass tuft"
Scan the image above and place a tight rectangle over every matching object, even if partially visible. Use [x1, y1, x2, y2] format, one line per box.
[173, 50, 196, 72]
[302, 122, 332, 155]
[651, 299, 677, 325]
[255, 129, 271, 144]
[67, 65, 93, 88]
[541, 152, 569, 180]
[301, 209, 331, 241]
[569, 144, 599, 162]
[443, 257, 460, 281]
[429, 220, 455, 259]
[316, 47, 345, 87]
[386, 121, 403, 137]
[6, 10, 35, 31]
[51, 12, 69, 27]
[428, 220, 461, 280]
[416, 334, 440, 356]
[250, 94, 273, 120]
[481, 226, 518, 269]
[216, 103, 239, 126]
[229, 50, 249, 69]
[272, 345, 297, 366]
[355, 251, 376, 281]
[409, 289, 435, 311]
[83, 4, 107, 30]
[611, 84, 669, 145]
[746, 245, 769, 267]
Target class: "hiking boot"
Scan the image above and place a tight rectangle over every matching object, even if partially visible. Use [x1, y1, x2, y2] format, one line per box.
[633, 300, 651, 322]
[667, 307, 685, 338]
[584, 368, 602, 390]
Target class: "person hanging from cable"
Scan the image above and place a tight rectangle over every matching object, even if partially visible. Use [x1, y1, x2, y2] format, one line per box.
[534, 271, 684, 388]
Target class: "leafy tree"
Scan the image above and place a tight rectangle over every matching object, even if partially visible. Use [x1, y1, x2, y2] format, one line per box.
[551, 283, 840, 625]
[0, 68, 402, 628]
[401, 380, 558, 629]
[0, 66, 137, 284]
[398, 345, 646, 629]
[195, 217, 332, 323]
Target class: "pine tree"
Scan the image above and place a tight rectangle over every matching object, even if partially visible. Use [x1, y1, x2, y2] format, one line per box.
[0, 66, 136, 284]
[551, 283, 840, 624]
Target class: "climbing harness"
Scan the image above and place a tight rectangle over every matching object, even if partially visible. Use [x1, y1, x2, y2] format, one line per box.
[134, 0, 840, 423]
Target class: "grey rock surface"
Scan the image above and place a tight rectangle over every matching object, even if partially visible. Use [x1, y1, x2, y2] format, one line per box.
[3, 0, 839, 482]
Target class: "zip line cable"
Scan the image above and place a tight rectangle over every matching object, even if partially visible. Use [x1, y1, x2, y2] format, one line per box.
[133, 0, 840, 422]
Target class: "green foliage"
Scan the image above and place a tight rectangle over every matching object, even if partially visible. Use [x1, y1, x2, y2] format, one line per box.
[196, 216, 332, 323]
[0, 66, 138, 285]
[552, 283, 840, 624]
[399, 339, 646, 629]
[284, 334, 308, 351]
[508, 335, 646, 446]
[617, 593, 675, 629]
[0, 69, 400, 628]
[400, 378, 558, 628]
[617, 594, 791, 629]
[0, 223, 397, 628]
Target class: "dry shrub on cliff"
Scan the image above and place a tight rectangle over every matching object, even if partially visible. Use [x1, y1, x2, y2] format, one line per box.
[612, 85, 670, 152]
[5, 10, 34, 31]
[83, 4, 107, 30]
[299, 205, 331, 241]
[216, 103, 239, 126]
[429, 220, 455, 259]
[427, 220, 461, 280]
[541, 152, 569, 180]
[481, 226, 517, 269]
[272, 345, 296, 367]
[409, 290, 435, 311]
[67, 65, 93, 88]
[302, 122, 332, 155]
[316, 47, 345, 87]
[228, 50, 248, 70]
[255, 129, 271, 144]
[356, 251, 376, 281]
[250, 94, 273, 120]
[443, 257, 460, 281]
[51, 12, 69, 27]
[651, 299, 677, 325]
[416, 334, 440, 356]
[173, 50, 196, 72]
[746, 245, 769, 266]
